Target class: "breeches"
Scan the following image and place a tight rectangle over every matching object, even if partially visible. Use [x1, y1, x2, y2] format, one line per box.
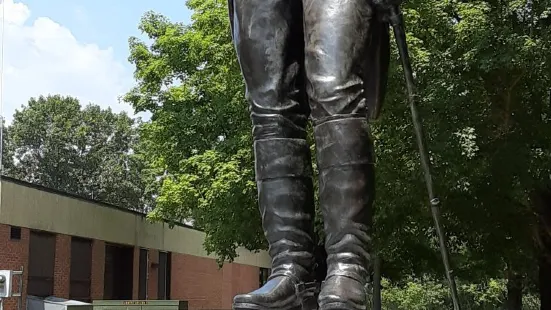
[229, 0, 375, 140]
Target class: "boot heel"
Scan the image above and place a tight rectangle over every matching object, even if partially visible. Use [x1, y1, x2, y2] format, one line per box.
[319, 301, 354, 310]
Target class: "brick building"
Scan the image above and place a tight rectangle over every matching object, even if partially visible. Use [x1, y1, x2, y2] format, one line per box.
[0, 177, 271, 310]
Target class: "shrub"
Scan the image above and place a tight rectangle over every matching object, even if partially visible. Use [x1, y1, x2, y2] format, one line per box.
[368, 277, 540, 309]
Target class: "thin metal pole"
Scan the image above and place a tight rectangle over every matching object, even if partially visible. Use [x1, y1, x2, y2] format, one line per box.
[15, 267, 23, 310]
[0, 0, 7, 218]
[372, 256, 382, 310]
[388, 6, 461, 309]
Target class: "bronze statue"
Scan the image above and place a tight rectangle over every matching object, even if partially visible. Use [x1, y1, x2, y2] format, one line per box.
[227, 0, 393, 309]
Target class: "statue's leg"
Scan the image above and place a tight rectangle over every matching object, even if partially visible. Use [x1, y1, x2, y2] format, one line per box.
[229, 1, 317, 310]
[303, 1, 375, 310]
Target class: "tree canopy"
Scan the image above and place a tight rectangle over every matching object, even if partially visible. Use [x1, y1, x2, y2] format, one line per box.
[124, 0, 263, 260]
[124, 0, 551, 293]
[3, 95, 151, 211]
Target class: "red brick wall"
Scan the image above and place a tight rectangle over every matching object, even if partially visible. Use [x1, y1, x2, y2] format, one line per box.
[226, 262, 261, 304]
[1, 223, 262, 310]
[170, 254, 259, 310]
[53, 234, 71, 298]
[0, 224, 29, 310]
[90, 240, 105, 300]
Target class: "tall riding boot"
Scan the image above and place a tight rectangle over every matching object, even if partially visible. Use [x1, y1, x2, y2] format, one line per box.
[233, 138, 318, 310]
[314, 117, 375, 310]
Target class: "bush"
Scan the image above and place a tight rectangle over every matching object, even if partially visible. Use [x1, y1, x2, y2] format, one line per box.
[369, 277, 540, 309]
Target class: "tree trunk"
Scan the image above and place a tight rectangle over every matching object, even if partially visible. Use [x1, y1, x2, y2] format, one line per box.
[506, 270, 523, 310]
[536, 190, 551, 310]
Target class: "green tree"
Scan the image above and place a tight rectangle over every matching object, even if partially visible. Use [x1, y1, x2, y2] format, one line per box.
[125, 2, 551, 302]
[123, 0, 440, 270]
[1, 122, 15, 176]
[376, 277, 541, 309]
[6, 95, 151, 211]
[372, 0, 551, 306]
[124, 0, 263, 262]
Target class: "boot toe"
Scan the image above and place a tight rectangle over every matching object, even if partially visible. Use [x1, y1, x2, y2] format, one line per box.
[233, 276, 303, 309]
[318, 276, 367, 310]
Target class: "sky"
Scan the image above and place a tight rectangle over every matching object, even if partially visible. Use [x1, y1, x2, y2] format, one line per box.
[0, 0, 192, 123]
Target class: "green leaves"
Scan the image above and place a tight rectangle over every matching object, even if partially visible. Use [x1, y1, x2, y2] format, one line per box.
[150, 149, 264, 263]
[5, 95, 151, 211]
[124, 0, 261, 263]
[379, 277, 541, 309]
[126, 0, 551, 287]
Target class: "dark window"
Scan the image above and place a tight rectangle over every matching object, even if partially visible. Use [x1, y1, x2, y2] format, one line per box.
[69, 237, 92, 302]
[10, 226, 21, 240]
[259, 268, 270, 287]
[28, 231, 55, 297]
[158, 252, 171, 300]
[138, 249, 148, 300]
[103, 243, 133, 300]
[167, 252, 172, 300]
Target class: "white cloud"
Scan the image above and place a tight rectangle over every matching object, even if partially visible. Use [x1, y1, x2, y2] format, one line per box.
[0, 0, 135, 123]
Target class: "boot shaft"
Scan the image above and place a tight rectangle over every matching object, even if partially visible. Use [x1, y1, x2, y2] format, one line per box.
[314, 117, 375, 285]
[255, 138, 317, 281]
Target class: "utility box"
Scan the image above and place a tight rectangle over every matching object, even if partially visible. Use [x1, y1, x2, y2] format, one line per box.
[0, 270, 13, 298]
[92, 300, 188, 310]
[27, 296, 93, 310]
